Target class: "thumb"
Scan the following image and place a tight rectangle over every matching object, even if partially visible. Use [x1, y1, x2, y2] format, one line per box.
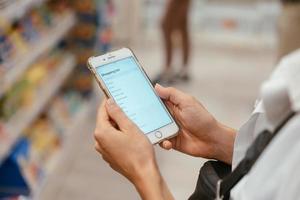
[155, 84, 188, 107]
[105, 98, 136, 132]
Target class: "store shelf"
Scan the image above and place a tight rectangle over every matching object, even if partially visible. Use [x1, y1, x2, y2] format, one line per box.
[0, 12, 76, 98]
[0, 54, 76, 165]
[196, 31, 277, 49]
[0, 0, 47, 23]
[32, 99, 93, 200]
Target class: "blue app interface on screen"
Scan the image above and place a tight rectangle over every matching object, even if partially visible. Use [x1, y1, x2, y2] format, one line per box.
[96, 57, 172, 134]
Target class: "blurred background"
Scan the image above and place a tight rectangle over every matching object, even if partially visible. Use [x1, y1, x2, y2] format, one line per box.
[0, 0, 299, 199]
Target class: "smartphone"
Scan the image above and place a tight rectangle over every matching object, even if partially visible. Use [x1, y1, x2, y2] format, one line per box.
[87, 48, 179, 144]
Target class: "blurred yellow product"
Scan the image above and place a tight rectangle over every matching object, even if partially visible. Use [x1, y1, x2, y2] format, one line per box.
[21, 63, 48, 106]
[28, 119, 60, 157]
[9, 31, 28, 55]
[25, 63, 48, 85]
[21, 85, 35, 107]
[1, 80, 29, 119]
[0, 18, 9, 30]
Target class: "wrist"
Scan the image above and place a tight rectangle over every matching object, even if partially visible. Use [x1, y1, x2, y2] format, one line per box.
[211, 122, 236, 164]
[132, 160, 173, 200]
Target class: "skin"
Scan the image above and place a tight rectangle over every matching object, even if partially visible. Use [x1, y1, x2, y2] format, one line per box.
[94, 84, 236, 199]
[161, 0, 191, 70]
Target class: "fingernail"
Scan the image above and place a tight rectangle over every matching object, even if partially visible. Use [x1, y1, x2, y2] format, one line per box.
[155, 83, 162, 88]
[107, 98, 115, 106]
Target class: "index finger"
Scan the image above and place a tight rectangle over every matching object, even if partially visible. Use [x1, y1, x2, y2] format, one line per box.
[155, 84, 189, 107]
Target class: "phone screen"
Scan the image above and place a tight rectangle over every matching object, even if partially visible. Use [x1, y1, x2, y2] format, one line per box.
[96, 57, 173, 134]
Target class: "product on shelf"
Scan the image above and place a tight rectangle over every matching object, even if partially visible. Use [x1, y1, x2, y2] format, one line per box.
[0, 0, 111, 199]
[47, 89, 84, 134]
[0, 1, 73, 79]
[97, 0, 114, 52]
[67, 0, 114, 97]
[0, 87, 86, 199]
[0, 49, 66, 121]
[0, 20, 14, 72]
[4, 115, 62, 195]
[0, 137, 31, 198]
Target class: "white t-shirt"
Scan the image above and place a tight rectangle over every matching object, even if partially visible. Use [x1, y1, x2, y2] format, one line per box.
[231, 49, 300, 200]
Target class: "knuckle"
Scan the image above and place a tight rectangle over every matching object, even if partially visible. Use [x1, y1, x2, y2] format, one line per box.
[94, 129, 102, 139]
[94, 128, 106, 140]
[94, 142, 103, 153]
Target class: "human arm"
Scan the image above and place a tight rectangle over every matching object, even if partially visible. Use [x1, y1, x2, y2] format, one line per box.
[94, 100, 174, 200]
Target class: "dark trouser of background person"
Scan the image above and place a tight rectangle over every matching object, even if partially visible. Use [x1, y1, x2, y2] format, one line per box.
[278, 0, 300, 60]
[154, 0, 191, 84]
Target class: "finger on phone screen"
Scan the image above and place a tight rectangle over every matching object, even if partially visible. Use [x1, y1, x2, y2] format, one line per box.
[105, 98, 134, 132]
[155, 84, 186, 106]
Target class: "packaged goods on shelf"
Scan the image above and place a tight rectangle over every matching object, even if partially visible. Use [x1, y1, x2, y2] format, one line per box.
[0, 49, 66, 120]
[24, 90, 85, 179]
[96, 0, 114, 53]
[47, 90, 84, 134]
[0, 21, 14, 71]
[0, 0, 112, 199]
[0, 89, 87, 199]
[0, 3, 72, 74]
[0, 0, 50, 23]
[0, 115, 61, 198]
[0, 49, 76, 170]
[69, 0, 114, 96]
[0, 137, 31, 198]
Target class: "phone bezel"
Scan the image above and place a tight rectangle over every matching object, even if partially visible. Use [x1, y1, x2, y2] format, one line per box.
[87, 47, 179, 144]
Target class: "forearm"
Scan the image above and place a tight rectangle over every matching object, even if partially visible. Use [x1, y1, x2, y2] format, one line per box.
[133, 164, 174, 200]
[213, 122, 237, 164]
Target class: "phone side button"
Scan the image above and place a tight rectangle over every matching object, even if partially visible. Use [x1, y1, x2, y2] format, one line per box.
[155, 131, 163, 139]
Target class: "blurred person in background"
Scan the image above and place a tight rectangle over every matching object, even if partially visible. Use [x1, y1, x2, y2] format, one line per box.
[154, 0, 192, 84]
[278, 0, 300, 59]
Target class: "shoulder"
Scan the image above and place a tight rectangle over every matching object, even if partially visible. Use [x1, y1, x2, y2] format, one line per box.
[231, 113, 300, 200]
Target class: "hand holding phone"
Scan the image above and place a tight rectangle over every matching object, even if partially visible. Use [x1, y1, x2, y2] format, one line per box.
[94, 99, 174, 199]
[87, 48, 179, 144]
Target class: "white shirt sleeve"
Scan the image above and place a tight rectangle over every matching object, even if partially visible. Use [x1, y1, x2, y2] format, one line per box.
[231, 113, 300, 200]
[232, 101, 267, 169]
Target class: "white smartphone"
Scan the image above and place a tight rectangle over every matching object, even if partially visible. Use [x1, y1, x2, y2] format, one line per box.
[87, 48, 179, 144]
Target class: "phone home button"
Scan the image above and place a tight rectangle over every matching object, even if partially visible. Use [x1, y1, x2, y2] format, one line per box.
[155, 131, 163, 139]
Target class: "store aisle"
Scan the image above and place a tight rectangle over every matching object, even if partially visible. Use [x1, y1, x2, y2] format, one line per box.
[40, 42, 275, 200]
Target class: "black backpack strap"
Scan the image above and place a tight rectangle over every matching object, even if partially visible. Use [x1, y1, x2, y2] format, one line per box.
[217, 111, 296, 200]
